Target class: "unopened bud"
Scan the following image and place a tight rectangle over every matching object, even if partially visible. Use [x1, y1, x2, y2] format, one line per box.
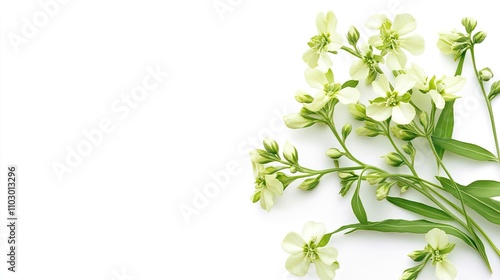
[383, 152, 405, 167]
[263, 138, 279, 154]
[479, 67, 494, 82]
[295, 90, 314, 103]
[326, 148, 343, 159]
[348, 103, 367, 121]
[347, 25, 360, 46]
[461, 17, 477, 34]
[297, 177, 320, 191]
[473, 31, 487, 44]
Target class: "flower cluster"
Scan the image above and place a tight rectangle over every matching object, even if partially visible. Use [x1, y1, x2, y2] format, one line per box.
[250, 10, 500, 280]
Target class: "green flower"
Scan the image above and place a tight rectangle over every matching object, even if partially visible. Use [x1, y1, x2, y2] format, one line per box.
[303, 11, 344, 70]
[367, 14, 425, 70]
[250, 161, 283, 212]
[366, 74, 416, 124]
[425, 228, 457, 280]
[302, 68, 360, 112]
[282, 222, 339, 280]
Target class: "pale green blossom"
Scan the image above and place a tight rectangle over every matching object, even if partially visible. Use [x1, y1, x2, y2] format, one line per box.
[437, 29, 469, 59]
[425, 228, 457, 280]
[349, 44, 384, 83]
[250, 159, 283, 212]
[406, 64, 465, 109]
[366, 74, 416, 124]
[282, 221, 339, 280]
[367, 14, 425, 70]
[302, 69, 360, 112]
[303, 11, 344, 70]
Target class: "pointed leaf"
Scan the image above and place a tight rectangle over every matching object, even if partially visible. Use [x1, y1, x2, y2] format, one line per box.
[341, 80, 359, 89]
[438, 177, 500, 224]
[433, 101, 455, 160]
[351, 184, 368, 224]
[432, 136, 498, 162]
[463, 180, 500, 198]
[387, 197, 452, 220]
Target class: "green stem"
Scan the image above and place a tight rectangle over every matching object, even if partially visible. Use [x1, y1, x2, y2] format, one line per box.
[424, 184, 500, 256]
[340, 46, 362, 59]
[470, 45, 500, 161]
[425, 135, 476, 235]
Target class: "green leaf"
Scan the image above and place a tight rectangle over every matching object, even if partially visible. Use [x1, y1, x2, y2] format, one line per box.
[351, 184, 368, 224]
[386, 197, 452, 221]
[341, 80, 359, 89]
[433, 101, 455, 160]
[463, 180, 500, 198]
[438, 177, 500, 224]
[432, 136, 498, 162]
[333, 219, 477, 251]
[318, 232, 333, 247]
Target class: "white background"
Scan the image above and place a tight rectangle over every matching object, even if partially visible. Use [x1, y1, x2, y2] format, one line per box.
[1, 0, 500, 279]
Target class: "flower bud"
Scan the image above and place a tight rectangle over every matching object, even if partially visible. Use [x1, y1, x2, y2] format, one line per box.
[326, 148, 343, 159]
[365, 172, 386, 185]
[338, 171, 356, 180]
[284, 113, 315, 129]
[283, 141, 299, 164]
[295, 90, 314, 103]
[473, 31, 487, 44]
[391, 125, 418, 141]
[408, 250, 429, 262]
[402, 143, 416, 157]
[342, 123, 352, 139]
[479, 67, 494, 82]
[383, 152, 405, 167]
[347, 25, 360, 46]
[297, 177, 320, 191]
[418, 111, 429, 129]
[376, 182, 394, 200]
[250, 149, 275, 164]
[461, 17, 477, 34]
[348, 103, 367, 121]
[263, 138, 279, 154]
[356, 126, 381, 137]
[489, 80, 500, 101]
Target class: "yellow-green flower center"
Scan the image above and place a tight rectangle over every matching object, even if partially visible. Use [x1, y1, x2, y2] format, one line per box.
[386, 92, 399, 107]
[324, 83, 341, 97]
[303, 237, 319, 262]
[309, 33, 331, 52]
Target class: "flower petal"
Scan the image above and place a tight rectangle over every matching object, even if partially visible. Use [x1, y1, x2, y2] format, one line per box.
[372, 74, 390, 97]
[392, 14, 416, 36]
[285, 253, 310, 277]
[400, 35, 425, 55]
[302, 221, 326, 243]
[426, 228, 449, 250]
[435, 259, 457, 280]
[349, 60, 370, 80]
[305, 68, 328, 89]
[316, 12, 327, 34]
[324, 11, 337, 34]
[386, 51, 407, 70]
[366, 103, 392, 121]
[260, 189, 274, 212]
[282, 232, 306, 254]
[314, 260, 338, 280]
[336, 87, 360, 104]
[442, 76, 466, 93]
[429, 90, 445, 109]
[304, 93, 330, 112]
[303, 49, 319, 68]
[317, 52, 333, 71]
[328, 32, 344, 52]
[368, 35, 383, 49]
[264, 175, 283, 195]
[317, 246, 338, 264]
[391, 103, 415, 124]
[366, 14, 388, 30]
[393, 74, 416, 94]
